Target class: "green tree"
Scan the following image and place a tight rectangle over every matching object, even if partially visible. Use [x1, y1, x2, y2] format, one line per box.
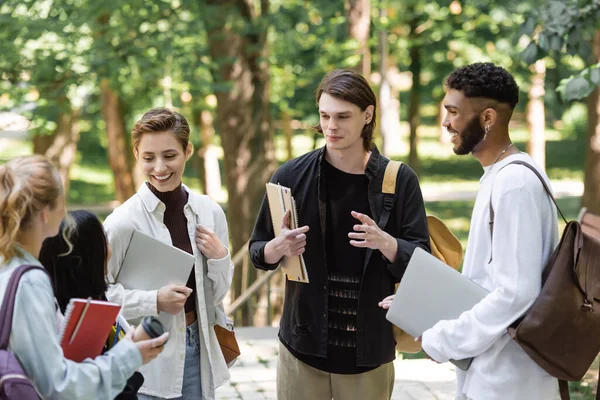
[522, 0, 600, 214]
[0, 0, 84, 190]
[201, 0, 277, 320]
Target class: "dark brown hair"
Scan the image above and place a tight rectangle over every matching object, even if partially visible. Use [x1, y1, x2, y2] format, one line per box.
[40, 210, 109, 313]
[315, 69, 377, 151]
[132, 107, 190, 151]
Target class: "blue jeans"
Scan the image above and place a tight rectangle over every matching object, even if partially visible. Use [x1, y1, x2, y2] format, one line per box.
[138, 323, 202, 399]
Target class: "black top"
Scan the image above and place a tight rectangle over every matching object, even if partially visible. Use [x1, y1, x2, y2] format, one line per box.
[285, 160, 375, 374]
[147, 182, 197, 313]
[249, 145, 431, 367]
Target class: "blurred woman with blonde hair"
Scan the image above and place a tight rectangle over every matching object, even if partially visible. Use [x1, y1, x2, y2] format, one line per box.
[0, 155, 168, 399]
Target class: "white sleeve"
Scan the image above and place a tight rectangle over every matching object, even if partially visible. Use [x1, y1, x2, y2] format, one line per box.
[422, 188, 544, 362]
[104, 215, 158, 320]
[205, 201, 234, 306]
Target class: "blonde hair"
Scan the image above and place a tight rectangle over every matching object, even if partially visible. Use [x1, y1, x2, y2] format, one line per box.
[0, 155, 63, 261]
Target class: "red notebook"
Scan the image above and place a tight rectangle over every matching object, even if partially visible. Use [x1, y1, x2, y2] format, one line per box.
[59, 298, 121, 362]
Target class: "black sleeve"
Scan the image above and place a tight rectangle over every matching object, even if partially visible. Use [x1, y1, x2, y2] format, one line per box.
[386, 165, 431, 280]
[249, 165, 288, 271]
[113, 372, 144, 400]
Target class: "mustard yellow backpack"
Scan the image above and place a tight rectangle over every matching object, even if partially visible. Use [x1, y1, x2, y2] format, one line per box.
[382, 161, 463, 353]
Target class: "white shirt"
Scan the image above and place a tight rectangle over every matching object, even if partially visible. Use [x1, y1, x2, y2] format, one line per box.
[422, 153, 560, 400]
[105, 183, 234, 399]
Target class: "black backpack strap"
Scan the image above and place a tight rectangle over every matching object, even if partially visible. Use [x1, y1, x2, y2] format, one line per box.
[0, 265, 47, 349]
[488, 160, 567, 262]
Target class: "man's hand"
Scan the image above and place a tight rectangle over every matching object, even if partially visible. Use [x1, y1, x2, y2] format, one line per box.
[378, 295, 394, 310]
[348, 211, 398, 261]
[264, 210, 309, 264]
[196, 225, 228, 260]
[415, 337, 440, 364]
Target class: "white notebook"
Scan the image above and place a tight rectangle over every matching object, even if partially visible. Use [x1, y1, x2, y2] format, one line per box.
[116, 230, 196, 326]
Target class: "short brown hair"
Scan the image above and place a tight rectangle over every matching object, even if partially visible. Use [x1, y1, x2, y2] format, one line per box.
[315, 69, 377, 151]
[132, 108, 190, 151]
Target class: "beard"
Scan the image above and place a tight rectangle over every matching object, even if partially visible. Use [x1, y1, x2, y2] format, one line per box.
[451, 115, 485, 155]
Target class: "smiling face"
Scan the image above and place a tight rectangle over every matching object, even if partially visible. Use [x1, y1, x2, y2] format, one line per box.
[442, 89, 487, 155]
[135, 131, 193, 192]
[318, 93, 373, 153]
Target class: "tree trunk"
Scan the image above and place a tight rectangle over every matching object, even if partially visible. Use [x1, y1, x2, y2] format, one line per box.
[282, 110, 293, 160]
[200, 109, 222, 199]
[439, 100, 450, 144]
[205, 0, 277, 323]
[582, 30, 600, 214]
[100, 79, 136, 204]
[345, 0, 371, 77]
[527, 60, 546, 171]
[191, 110, 207, 193]
[378, 2, 391, 156]
[408, 16, 421, 174]
[33, 110, 80, 192]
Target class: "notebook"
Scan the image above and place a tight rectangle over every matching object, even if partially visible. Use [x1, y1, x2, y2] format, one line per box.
[59, 298, 121, 362]
[386, 247, 489, 370]
[115, 229, 196, 327]
[265, 182, 309, 283]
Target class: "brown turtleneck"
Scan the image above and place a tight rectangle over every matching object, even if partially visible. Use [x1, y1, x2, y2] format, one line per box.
[147, 182, 197, 316]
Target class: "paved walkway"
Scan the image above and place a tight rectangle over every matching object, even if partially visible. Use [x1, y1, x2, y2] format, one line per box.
[216, 327, 456, 400]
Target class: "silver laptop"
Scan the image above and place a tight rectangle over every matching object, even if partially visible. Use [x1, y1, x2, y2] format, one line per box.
[116, 230, 196, 327]
[386, 247, 489, 370]
[117, 230, 196, 291]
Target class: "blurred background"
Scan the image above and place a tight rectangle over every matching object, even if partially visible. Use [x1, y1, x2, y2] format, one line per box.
[1, 1, 599, 394]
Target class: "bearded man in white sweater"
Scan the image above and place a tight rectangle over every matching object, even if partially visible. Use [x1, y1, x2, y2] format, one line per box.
[380, 63, 560, 400]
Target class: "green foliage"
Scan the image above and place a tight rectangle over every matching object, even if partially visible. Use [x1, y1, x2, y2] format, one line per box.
[521, 0, 600, 100]
[561, 102, 588, 140]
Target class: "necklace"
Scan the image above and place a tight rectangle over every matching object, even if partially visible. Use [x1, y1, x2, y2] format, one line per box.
[490, 143, 514, 167]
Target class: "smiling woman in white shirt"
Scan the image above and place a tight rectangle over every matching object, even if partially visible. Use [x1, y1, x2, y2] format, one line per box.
[104, 108, 234, 400]
[0, 155, 167, 400]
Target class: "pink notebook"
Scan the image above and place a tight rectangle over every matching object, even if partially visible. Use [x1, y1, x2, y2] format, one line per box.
[59, 298, 121, 362]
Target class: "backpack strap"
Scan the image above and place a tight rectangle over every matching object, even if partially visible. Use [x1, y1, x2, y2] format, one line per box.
[379, 160, 403, 230]
[363, 160, 402, 271]
[0, 265, 47, 350]
[488, 160, 567, 263]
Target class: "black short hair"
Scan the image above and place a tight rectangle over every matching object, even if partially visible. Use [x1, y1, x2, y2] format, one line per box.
[39, 210, 108, 313]
[446, 63, 519, 109]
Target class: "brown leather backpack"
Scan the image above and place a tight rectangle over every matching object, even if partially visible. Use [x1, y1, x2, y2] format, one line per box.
[491, 161, 600, 400]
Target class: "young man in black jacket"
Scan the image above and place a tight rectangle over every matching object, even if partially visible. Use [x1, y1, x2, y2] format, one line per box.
[249, 69, 430, 400]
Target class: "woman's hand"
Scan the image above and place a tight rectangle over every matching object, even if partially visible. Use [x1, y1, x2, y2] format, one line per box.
[195, 225, 228, 260]
[157, 284, 192, 314]
[124, 330, 170, 365]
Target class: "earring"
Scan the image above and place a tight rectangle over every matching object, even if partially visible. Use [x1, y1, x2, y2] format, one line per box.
[483, 125, 490, 141]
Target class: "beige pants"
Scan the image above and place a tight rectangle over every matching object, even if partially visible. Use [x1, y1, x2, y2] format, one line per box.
[277, 342, 395, 400]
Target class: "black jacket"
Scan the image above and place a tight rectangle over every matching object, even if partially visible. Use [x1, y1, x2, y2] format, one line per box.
[249, 145, 430, 367]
